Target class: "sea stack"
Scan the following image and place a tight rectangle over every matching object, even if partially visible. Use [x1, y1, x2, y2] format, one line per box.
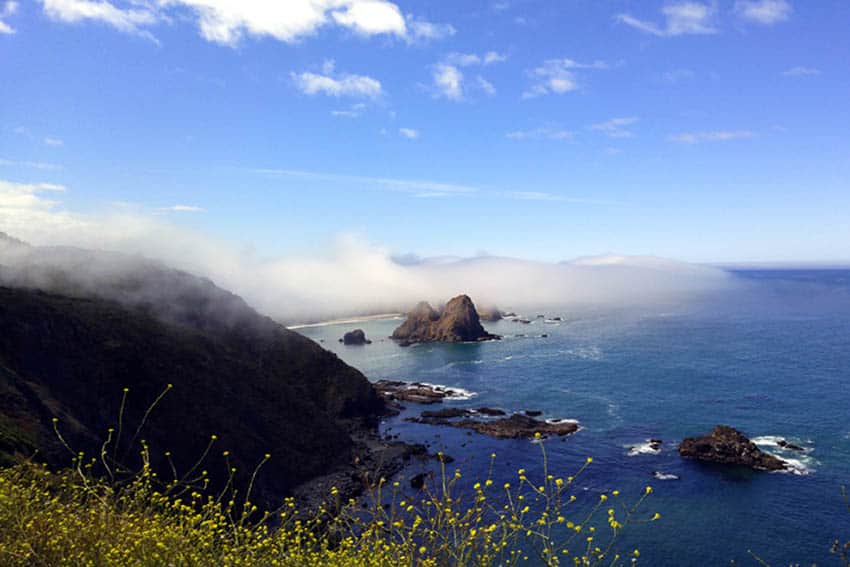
[340, 329, 371, 345]
[391, 294, 500, 344]
[678, 425, 788, 471]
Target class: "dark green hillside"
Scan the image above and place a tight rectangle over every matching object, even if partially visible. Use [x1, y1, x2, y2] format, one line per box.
[0, 283, 383, 505]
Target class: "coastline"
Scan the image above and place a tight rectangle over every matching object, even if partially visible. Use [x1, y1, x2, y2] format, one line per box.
[287, 312, 404, 330]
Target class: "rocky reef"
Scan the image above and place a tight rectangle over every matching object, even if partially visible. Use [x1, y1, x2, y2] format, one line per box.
[411, 412, 578, 439]
[391, 295, 500, 344]
[678, 425, 788, 471]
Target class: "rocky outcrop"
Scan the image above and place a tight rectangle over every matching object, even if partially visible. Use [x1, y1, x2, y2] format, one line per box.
[391, 295, 500, 344]
[451, 414, 578, 439]
[410, 411, 578, 439]
[678, 425, 788, 471]
[340, 329, 371, 345]
[373, 380, 459, 404]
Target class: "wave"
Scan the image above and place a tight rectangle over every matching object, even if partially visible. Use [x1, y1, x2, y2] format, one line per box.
[559, 346, 603, 361]
[626, 439, 663, 457]
[752, 435, 816, 475]
[417, 382, 478, 401]
[652, 471, 679, 481]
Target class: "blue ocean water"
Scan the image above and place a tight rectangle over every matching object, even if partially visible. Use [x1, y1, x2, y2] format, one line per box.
[299, 270, 850, 565]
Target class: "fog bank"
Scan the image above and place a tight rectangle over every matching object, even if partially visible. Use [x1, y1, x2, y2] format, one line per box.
[0, 214, 732, 323]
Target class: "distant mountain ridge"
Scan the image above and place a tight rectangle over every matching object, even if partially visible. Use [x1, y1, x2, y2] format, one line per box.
[0, 233, 384, 505]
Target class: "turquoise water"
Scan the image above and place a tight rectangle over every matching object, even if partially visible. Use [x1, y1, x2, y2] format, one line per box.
[299, 270, 850, 565]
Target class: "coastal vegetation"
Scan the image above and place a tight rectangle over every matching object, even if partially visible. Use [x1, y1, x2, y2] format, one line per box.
[0, 421, 657, 567]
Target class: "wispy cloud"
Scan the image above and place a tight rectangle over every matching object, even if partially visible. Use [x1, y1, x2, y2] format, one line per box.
[292, 60, 382, 99]
[0, 157, 63, 171]
[40, 0, 453, 47]
[781, 66, 820, 78]
[42, 0, 159, 42]
[399, 128, 419, 140]
[404, 14, 455, 43]
[432, 63, 464, 100]
[669, 130, 754, 144]
[253, 167, 621, 206]
[431, 51, 505, 101]
[506, 127, 572, 141]
[616, 3, 717, 37]
[590, 117, 638, 139]
[523, 58, 608, 98]
[331, 103, 367, 118]
[157, 204, 206, 213]
[734, 0, 792, 25]
[444, 51, 507, 67]
[0, 1, 18, 34]
[44, 137, 64, 147]
[255, 168, 479, 198]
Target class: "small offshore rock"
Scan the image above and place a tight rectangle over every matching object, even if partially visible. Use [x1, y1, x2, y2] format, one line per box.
[341, 329, 371, 345]
[679, 425, 788, 471]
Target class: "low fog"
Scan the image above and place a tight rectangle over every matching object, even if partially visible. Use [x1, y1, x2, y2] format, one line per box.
[0, 213, 733, 324]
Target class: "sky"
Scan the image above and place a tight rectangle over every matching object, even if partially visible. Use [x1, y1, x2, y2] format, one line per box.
[1, 0, 849, 264]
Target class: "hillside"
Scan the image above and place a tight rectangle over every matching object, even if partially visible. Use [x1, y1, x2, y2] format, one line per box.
[0, 235, 385, 505]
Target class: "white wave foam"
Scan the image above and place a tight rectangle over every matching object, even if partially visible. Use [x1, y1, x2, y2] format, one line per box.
[417, 382, 477, 400]
[627, 439, 663, 457]
[752, 435, 816, 475]
[652, 471, 679, 481]
[546, 418, 579, 425]
[560, 346, 603, 361]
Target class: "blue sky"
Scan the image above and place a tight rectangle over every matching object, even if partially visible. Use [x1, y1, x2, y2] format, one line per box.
[2, 0, 849, 263]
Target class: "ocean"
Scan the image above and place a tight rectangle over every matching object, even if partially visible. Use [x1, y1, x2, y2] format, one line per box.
[298, 269, 850, 566]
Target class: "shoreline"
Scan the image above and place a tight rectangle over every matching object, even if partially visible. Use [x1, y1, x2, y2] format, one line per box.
[287, 312, 404, 330]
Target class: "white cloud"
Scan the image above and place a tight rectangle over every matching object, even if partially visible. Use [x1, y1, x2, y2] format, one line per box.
[399, 127, 419, 139]
[432, 51, 504, 101]
[40, 0, 453, 46]
[292, 61, 382, 99]
[781, 66, 819, 77]
[590, 117, 638, 139]
[445, 50, 507, 67]
[616, 3, 717, 37]
[669, 130, 754, 143]
[523, 58, 607, 98]
[44, 137, 64, 147]
[157, 204, 206, 212]
[404, 14, 455, 43]
[734, 0, 792, 25]
[432, 63, 464, 100]
[0, 1, 17, 34]
[41, 0, 159, 40]
[505, 127, 572, 141]
[0, 179, 78, 233]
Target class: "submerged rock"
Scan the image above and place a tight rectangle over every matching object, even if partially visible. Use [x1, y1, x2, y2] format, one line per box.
[340, 329, 371, 345]
[678, 425, 788, 471]
[391, 295, 500, 344]
[777, 439, 805, 452]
